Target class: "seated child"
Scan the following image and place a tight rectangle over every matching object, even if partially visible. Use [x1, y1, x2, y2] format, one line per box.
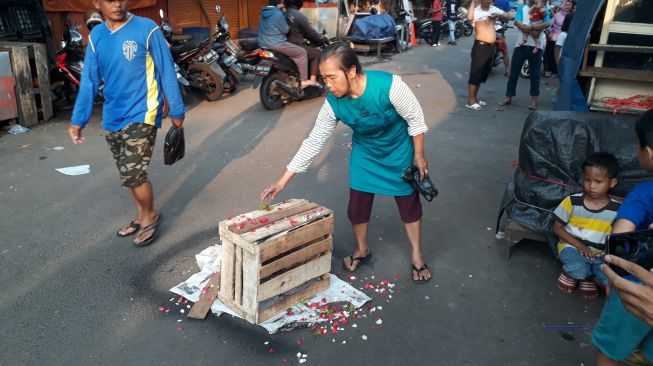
[593, 109, 653, 366]
[522, 0, 546, 53]
[553, 152, 621, 300]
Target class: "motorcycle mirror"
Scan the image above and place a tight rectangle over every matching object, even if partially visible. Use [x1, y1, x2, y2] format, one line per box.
[159, 9, 164, 19]
[215, 5, 221, 13]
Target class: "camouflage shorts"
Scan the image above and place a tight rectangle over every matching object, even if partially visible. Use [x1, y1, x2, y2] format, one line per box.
[105, 123, 157, 188]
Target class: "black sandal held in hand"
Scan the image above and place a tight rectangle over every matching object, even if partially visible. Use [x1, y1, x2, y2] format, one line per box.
[412, 263, 431, 284]
[117, 221, 140, 237]
[342, 253, 372, 272]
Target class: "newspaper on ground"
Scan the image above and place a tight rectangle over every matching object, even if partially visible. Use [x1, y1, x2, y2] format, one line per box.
[170, 244, 372, 334]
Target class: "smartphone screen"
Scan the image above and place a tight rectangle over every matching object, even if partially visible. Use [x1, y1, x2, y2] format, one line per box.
[607, 229, 653, 277]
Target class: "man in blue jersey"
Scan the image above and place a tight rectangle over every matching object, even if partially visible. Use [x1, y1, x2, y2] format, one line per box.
[68, 0, 185, 247]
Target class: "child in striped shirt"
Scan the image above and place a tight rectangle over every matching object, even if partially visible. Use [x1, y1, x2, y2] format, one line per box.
[553, 152, 621, 300]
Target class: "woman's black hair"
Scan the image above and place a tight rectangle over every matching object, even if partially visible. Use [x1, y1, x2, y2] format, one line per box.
[317, 42, 363, 75]
[561, 11, 574, 33]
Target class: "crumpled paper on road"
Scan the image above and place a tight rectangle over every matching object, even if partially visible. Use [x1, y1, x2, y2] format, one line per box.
[170, 244, 372, 334]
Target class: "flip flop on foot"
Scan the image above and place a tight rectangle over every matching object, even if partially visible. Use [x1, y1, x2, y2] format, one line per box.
[133, 214, 161, 247]
[343, 252, 372, 272]
[117, 221, 140, 237]
[465, 103, 482, 111]
[412, 263, 431, 284]
[497, 99, 512, 106]
[556, 272, 577, 294]
[528, 105, 537, 110]
[579, 280, 599, 300]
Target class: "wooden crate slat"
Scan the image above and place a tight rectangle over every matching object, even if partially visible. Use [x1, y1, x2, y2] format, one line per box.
[242, 208, 333, 243]
[219, 239, 236, 301]
[188, 272, 221, 320]
[241, 249, 260, 314]
[32, 43, 52, 121]
[228, 202, 320, 234]
[259, 214, 334, 262]
[218, 226, 259, 254]
[257, 254, 331, 302]
[259, 237, 332, 279]
[257, 274, 330, 323]
[234, 246, 243, 306]
[219, 199, 307, 230]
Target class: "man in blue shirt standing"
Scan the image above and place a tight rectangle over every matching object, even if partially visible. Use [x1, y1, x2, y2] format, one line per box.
[68, 0, 185, 246]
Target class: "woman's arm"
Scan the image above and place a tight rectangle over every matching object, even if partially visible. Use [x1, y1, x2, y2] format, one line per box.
[261, 100, 338, 201]
[388, 75, 429, 179]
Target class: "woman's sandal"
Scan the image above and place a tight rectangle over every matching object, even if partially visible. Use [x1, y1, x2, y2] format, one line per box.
[342, 252, 372, 272]
[412, 264, 431, 284]
[557, 272, 577, 294]
[133, 214, 161, 247]
[117, 221, 140, 237]
[497, 99, 512, 106]
[579, 280, 599, 300]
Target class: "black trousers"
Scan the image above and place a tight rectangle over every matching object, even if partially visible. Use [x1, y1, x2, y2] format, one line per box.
[544, 38, 557, 74]
[430, 21, 442, 45]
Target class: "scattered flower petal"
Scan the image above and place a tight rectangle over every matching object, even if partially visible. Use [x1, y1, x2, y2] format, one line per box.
[176, 326, 184, 331]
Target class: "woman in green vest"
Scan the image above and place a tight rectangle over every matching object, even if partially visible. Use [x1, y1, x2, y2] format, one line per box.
[261, 43, 432, 283]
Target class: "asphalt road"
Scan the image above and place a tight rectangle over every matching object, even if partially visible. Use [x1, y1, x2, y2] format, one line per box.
[0, 32, 601, 365]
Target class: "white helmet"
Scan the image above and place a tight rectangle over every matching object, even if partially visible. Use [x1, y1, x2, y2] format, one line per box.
[85, 11, 103, 31]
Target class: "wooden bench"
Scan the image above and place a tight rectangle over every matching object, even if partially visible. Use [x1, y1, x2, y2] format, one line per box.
[500, 219, 548, 259]
[351, 37, 395, 60]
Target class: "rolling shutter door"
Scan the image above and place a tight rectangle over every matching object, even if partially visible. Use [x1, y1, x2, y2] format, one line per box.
[167, 0, 240, 38]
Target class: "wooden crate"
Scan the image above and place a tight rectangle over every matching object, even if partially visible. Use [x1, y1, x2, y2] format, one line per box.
[501, 219, 547, 259]
[218, 199, 333, 324]
[0, 42, 53, 126]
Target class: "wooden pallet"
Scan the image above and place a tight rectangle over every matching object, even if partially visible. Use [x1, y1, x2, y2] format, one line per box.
[0, 42, 52, 126]
[217, 199, 333, 324]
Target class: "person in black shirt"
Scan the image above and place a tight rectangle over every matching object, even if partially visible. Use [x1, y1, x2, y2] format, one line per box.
[444, 0, 459, 45]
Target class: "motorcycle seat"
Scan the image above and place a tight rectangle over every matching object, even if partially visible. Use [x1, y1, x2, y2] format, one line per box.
[238, 38, 259, 53]
[170, 38, 207, 56]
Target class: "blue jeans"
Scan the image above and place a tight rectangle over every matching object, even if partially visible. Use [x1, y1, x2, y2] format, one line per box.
[448, 19, 456, 42]
[505, 45, 542, 97]
[559, 247, 608, 285]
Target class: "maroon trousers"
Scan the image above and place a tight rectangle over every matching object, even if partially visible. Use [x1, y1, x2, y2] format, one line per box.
[347, 188, 423, 224]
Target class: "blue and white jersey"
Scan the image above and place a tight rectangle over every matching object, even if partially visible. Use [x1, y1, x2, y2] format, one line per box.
[72, 15, 185, 132]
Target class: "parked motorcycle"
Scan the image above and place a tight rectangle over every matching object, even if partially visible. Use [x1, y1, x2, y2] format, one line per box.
[253, 47, 325, 110]
[441, 18, 463, 39]
[491, 21, 512, 69]
[49, 18, 103, 110]
[159, 10, 224, 101]
[457, 8, 473, 37]
[413, 18, 434, 43]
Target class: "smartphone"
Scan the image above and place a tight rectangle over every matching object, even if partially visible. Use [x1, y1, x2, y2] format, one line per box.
[607, 229, 653, 277]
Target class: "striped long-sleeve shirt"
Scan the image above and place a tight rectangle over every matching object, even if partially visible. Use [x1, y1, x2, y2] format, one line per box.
[287, 74, 427, 173]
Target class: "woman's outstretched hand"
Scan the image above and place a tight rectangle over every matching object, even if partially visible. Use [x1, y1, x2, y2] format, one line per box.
[260, 181, 286, 202]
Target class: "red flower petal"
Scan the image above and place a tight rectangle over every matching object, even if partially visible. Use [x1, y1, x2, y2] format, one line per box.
[260, 217, 269, 223]
[249, 228, 256, 232]
[268, 348, 275, 354]
[176, 326, 184, 331]
[331, 328, 338, 334]
[297, 339, 303, 345]
[227, 216, 233, 220]
[282, 358, 288, 364]
[321, 297, 327, 303]
[158, 306, 166, 312]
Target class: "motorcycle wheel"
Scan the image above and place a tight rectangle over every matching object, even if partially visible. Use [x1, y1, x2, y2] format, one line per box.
[463, 26, 473, 37]
[51, 81, 76, 111]
[259, 72, 286, 110]
[454, 26, 462, 39]
[520, 60, 531, 79]
[223, 69, 239, 94]
[188, 62, 224, 101]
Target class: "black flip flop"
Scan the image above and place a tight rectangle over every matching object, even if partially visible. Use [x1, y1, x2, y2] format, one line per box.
[117, 221, 140, 237]
[412, 264, 431, 284]
[342, 253, 372, 272]
[133, 214, 161, 247]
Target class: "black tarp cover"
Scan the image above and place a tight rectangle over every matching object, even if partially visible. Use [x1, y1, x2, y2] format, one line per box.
[499, 111, 652, 254]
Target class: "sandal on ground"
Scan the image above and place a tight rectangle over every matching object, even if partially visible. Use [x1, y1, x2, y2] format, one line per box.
[117, 221, 140, 238]
[465, 103, 482, 111]
[528, 105, 537, 110]
[478, 100, 487, 106]
[412, 264, 431, 284]
[504, 72, 510, 77]
[133, 214, 161, 247]
[556, 272, 577, 294]
[497, 99, 512, 106]
[579, 280, 599, 300]
[342, 252, 372, 272]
